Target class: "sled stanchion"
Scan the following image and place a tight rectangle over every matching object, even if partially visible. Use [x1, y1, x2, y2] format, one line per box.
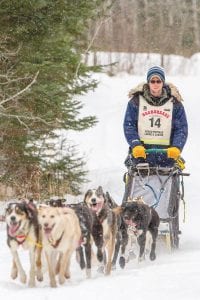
[182, 200, 186, 223]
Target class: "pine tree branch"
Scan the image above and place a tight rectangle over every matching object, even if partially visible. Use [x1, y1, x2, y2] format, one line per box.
[0, 111, 52, 126]
[0, 71, 39, 106]
[0, 74, 33, 84]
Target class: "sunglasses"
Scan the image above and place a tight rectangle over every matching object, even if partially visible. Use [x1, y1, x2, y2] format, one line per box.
[149, 80, 162, 84]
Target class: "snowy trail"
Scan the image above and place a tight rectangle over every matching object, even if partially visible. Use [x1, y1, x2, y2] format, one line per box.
[0, 227, 200, 300]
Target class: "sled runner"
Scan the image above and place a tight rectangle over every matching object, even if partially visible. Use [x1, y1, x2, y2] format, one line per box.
[122, 149, 189, 250]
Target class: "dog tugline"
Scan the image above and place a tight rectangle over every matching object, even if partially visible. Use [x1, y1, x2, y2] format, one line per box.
[122, 66, 190, 252]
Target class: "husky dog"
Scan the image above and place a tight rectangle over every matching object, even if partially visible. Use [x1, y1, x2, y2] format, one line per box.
[38, 206, 81, 287]
[84, 186, 119, 275]
[5, 201, 43, 287]
[115, 198, 160, 262]
[104, 192, 128, 269]
[69, 202, 104, 277]
[47, 199, 104, 278]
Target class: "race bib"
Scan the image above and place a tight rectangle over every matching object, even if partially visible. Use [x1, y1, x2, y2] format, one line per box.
[138, 96, 173, 145]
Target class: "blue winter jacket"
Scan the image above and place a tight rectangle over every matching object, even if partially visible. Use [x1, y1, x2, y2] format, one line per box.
[123, 83, 188, 167]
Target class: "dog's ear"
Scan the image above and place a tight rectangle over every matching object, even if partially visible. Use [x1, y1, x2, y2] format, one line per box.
[97, 186, 103, 195]
[96, 186, 107, 203]
[105, 191, 110, 199]
[83, 189, 92, 203]
[105, 192, 112, 205]
[27, 200, 37, 211]
[5, 202, 13, 213]
[23, 201, 37, 219]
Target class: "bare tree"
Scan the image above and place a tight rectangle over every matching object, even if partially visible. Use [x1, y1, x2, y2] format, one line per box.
[192, 0, 200, 48]
[91, 0, 200, 57]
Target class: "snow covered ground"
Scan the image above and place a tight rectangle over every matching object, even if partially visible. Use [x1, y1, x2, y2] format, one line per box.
[0, 67, 200, 299]
[85, 51, 200, 76]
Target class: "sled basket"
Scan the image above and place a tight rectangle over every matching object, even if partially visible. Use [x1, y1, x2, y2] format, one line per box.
[123, 154, 189, 249]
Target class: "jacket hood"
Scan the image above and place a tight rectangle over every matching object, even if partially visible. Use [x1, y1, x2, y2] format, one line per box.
[128, 82, 183, 102]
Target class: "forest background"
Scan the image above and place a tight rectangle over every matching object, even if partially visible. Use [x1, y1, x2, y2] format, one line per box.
[0, 0, 199, 200]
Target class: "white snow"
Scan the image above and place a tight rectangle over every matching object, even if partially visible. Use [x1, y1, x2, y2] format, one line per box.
[1, 57, 200, 299]
[85, 51, 200, 75]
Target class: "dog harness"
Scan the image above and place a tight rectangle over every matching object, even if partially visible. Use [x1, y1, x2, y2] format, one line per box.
[48, 231, 64, 248]
[11, 234, 42, 248]
[15, 234, 27, 245]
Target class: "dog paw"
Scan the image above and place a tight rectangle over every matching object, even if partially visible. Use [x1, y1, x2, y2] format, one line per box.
[105, 265, 111, 276]
[36, 271, 43, 282]
[119, 256, 126, 269]
[65, 272, 70, 279]
[150, 252, 156, 261]
[86, 268, 91, 278]
[50, 279, 57, 288]
[11, 268, 18, 280]
[28, 278, 36, 288]
[58, 275, 65, 285]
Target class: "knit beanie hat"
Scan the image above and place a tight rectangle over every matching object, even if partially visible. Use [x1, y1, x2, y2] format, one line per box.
[147, 66, 165, 82]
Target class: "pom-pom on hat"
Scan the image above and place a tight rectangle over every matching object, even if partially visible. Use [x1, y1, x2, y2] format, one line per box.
[147, 66, 165, 82]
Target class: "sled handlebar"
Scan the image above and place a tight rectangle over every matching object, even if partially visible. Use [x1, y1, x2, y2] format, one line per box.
[144, 149, 190, 175]
[145, 148, 167, 154]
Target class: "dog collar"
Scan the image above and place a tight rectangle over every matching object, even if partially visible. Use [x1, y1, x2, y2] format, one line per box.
[15, 234, 27, 244]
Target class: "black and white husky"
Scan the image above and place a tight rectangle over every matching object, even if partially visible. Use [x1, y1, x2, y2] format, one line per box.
[115, 197, 160, 263]
[5, 201, 43, 287]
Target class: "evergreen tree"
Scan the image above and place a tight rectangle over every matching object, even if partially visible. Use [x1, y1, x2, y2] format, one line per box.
[0, 0, 110, 198]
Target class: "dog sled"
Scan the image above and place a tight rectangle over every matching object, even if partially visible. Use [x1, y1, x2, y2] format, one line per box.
[122, 149, 189, 250]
